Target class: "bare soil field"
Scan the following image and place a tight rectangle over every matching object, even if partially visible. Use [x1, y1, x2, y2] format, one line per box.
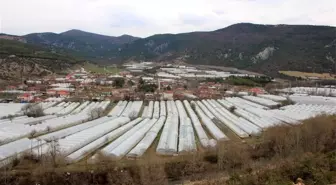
[279, 70, 336, 79]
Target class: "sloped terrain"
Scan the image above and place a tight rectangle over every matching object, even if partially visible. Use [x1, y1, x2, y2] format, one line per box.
[1, 23, 336, 77]
[0, 39, 81, 80]
[117, 23, 336, 76]
[24, 29, 139, 60]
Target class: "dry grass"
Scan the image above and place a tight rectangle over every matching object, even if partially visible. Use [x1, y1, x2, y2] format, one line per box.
[279, 70, 336, 79]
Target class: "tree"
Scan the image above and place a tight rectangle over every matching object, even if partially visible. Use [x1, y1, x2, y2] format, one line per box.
[7, 114, 15, 122]
[229, 106, 236, 113]
[22, 104, 45, 117]
[89, 107, 104, 120]
[29, 130, 37, 138]
[139, 84, 158, 93]
[139, 78, 145, 85]
[127, 80, 135, 86]
[113, 78, 125, 88]
[129, 111, 138, 120]
[48, 140, 60, 167]
[191, 103, 196, 112]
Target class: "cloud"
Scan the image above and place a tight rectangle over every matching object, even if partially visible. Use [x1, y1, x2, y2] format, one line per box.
[0, 0, 335, 37]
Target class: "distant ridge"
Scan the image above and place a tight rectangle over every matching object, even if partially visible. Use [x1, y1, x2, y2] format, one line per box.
[1, 23, 335, 76]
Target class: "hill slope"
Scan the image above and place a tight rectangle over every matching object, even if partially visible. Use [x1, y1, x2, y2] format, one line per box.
[117, 23, 336, 76]
[23, 30, 139, 60]
[2, 24, 335, 77]
[0, 39, 81, 80]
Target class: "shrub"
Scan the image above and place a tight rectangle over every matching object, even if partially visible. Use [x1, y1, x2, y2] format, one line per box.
[21, 104, 45, 117]
[88, 107, 104, 120]
[113, 78, 125, 88]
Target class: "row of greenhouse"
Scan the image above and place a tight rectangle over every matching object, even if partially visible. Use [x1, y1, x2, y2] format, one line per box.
[1, 94, 335, 167]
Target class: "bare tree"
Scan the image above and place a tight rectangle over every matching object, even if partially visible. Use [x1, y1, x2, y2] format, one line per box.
[89, 107, 104, 120]
[191, 103, 196, 112]
[49, 140, 60, 167]
[22, 104, 45, 117]
[229, 106, 236, 113]
[29, 130, 37, 138]
[2, 114, 15, 121]
[129, 111, 138, 120]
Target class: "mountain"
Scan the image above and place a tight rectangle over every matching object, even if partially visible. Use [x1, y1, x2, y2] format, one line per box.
[1, 23, 335, 77]
[117, 23, 336, 76]
[0, 39, 81, 80]
[0, 34, 26, 43]
[23, 29, 139, 60]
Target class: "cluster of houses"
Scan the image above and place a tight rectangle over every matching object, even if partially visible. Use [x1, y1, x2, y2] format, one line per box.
[0, 63, 267, 103]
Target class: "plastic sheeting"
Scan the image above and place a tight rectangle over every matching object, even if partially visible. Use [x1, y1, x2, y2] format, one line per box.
[38, 116, 116, 141]
[176, 100, 196, 153]
[107, 118, 158, 159]
[208, 100, 261, 135]
[54, 117, 131, 156]
[160, 101, 166, 117]
[0, 103, 25, 118]
[66, 118, 143, 163]
[147, 101, 154, 118]
[108, 101, 128, 117]
[199, 100, 249, 137]
[192, 101, 229, 140]
[127, 117, 165, 158]
[141, 106, 149, 118]
[258, 94, 287, 102]
[273, 104, 336, 120]
[128, 101, 143, 118]
[197, 101, 215, 119]
[156, 101, 179, 155]
[152, 101, 160, 119]
[226, 97, 268, 110]
[71, 101, 91, 114]
[56, 102, 80, 115]
[0, 138, 45, 167]
[183, 100, 212, 148]
[97, 118, 151, 158]
[242, 96, 279, 107]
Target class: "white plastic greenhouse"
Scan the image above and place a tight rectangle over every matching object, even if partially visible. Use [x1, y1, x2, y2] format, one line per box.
[257, 94, 287, 102]
[1, 95, 335, 164]
[183, 100, 213, 148]
[50, 117, 131, 156]
[152, 101, 160, 119]
[160, 101, 167, 117]
[242, 96, 279, 107]
[38, 116, 116, 141]
[108, 118, 158, 159]
[97, 118, 151, 158]
[0, 138, 45, 168]
[66, 118, 143, 163]
[192, 101, 229, 140]
[127, 117, 166, 158]
[176, 100, 196, 153]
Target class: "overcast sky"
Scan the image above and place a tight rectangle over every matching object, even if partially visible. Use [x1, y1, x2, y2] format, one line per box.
[1, 0, 335, 37]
